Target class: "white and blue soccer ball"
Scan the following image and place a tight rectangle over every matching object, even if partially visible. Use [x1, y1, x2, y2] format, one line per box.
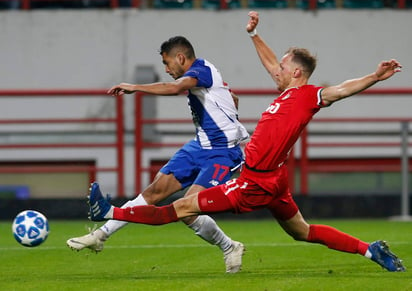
[12, 210, 49, 247]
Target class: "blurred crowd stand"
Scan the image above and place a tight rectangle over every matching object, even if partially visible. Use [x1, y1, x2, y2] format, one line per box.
[0, 0, 410, 11]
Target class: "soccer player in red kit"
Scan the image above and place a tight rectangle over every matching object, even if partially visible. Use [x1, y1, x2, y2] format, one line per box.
[87, 11, 405, 272]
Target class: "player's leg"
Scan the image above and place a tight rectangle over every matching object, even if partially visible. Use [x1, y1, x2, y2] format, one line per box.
[66, 172, 181, 252]
[277, 209, 368, 254]
[183, 184, 245, 273]
[182, 147, 244, 263]
[104, 183, 236, 224]
[266, 170, 370, 255]
[177, 146, 245, 272]
[66, 141, 194, 252]
[182, 185, 231, 247]
[95, 182, 235, 224]
[102, 172, 182, 234]
[94, 186, 201, 223]
[271, 194, 405, 271]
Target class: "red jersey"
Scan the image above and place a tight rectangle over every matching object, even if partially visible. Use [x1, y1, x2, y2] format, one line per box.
[245, 85, 324, 171]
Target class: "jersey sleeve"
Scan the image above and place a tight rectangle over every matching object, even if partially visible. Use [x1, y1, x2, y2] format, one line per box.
[312, 86, 327, 108]
[316, 87, 334, 108]
[183, 66, 213, 88]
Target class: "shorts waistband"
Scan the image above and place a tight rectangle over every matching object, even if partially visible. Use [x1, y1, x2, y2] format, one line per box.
[242, 163, 282, 177]
[244, 163, 274, 173]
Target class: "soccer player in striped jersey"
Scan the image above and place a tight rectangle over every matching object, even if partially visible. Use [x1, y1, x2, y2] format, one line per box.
[67, 36, 249, 273]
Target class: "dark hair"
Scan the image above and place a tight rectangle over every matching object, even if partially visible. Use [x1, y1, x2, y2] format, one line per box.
[159, 36, 196, 59]
[286, 47, 317, 77]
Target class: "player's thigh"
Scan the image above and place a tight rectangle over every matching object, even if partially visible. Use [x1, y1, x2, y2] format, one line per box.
[160, 145, 200, 189]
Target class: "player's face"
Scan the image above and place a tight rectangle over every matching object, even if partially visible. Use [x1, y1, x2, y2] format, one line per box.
[161, 52, 185, 80]
[275, 54, 295, 91]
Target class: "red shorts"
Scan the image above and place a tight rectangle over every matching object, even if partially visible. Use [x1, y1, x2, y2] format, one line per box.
[198, 165, 299, 221]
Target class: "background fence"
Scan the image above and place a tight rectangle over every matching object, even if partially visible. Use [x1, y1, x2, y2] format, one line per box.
[0, 88, 410, 203]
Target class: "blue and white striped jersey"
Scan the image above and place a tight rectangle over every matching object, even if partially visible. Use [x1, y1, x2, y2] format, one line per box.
[183, 58, 249, 149]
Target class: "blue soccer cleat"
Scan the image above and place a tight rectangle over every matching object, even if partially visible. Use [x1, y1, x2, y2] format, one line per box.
[368, 240, 406, 272]
[87, 182, 112, 222]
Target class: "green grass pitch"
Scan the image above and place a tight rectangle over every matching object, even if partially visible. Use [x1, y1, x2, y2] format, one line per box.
[1, 219, 411, 290]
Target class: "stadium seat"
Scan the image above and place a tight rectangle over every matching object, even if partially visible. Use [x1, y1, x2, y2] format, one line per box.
[343, 0, 384, 8]
[202, 0, 241, 9]
[153, 0, 193, 9]
[248, 0, 288, 8]
[296, 0, 336, 9]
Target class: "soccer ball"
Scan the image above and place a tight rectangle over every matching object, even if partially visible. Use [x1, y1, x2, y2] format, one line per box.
[12, 210, 50, 247]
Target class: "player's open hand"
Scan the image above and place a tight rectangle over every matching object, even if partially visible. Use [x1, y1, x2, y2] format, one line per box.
[107, 83, 136, 96]
[247, 11, 259, 33]
[375, 59, 402, 81]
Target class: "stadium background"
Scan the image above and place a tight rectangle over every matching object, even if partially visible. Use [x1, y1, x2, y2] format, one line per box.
[0, 2, 411, 219]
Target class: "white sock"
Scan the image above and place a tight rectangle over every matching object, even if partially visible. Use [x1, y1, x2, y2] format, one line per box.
[104, 206, 114, 220]
[100, 194, 148, 236]
[364, 249, 372, 259]
[188, 215, 232, 253]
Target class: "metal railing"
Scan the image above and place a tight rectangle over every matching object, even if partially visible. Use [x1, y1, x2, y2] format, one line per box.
[0, 89, 125, 196]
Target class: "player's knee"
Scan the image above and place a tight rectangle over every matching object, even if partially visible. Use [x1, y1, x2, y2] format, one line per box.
[173, 195, 199, 217]
[290, 231, 307, 241]
[284, 225, 310, 241]
[142, 182, 170, 204]
[288, 231, 306, 241]
[141, 191, 163, 204]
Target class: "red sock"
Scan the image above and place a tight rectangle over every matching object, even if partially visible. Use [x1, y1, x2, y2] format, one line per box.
[113, 204, 179, 225]
[307, 224, 369, 255]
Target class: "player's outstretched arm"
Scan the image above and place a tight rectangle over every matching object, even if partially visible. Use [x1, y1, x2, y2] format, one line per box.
[107, 82, 137, 95]
[321, 59, 402, 106]
[246, 11, 280, 81]
[107, 77, 198, 96]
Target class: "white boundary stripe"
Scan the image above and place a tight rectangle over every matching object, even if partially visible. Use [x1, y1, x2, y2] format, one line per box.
[2, 241, 409, 251]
